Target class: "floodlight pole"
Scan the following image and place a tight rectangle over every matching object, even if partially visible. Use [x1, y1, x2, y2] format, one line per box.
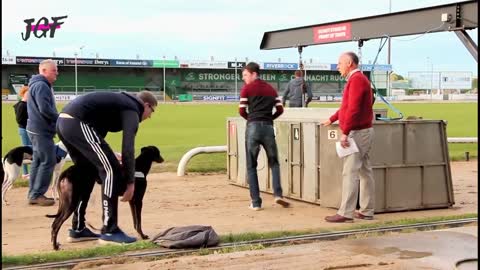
[234, 57, 238, 100]
[163, 55, 166, 103]
[74, 52, 78, 96]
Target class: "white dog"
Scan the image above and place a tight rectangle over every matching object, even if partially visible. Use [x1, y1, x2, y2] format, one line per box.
[2, 146, 33, 205]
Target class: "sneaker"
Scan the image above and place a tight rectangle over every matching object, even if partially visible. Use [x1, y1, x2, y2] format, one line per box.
[354, 212, 374, 220]
[274, 197, 290, 208]
[99, 229, 136, 244]
[68, 228, 100, 242]
[325, 214, 354, 223]
[249, 204, 263, 211]
[28, 195, 55, 206]
[21, 174, 30, 180]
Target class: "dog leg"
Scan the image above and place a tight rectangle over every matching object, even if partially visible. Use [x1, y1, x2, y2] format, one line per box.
[2, 165, 20, 206]
[129, 200, 148, 239]
[50, 176, 76, 250]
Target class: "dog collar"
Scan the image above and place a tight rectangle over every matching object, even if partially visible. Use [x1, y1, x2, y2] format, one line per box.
[134, 171, 145, 178]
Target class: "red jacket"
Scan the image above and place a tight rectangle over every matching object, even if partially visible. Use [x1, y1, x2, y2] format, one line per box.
[329, 70, 373, 135]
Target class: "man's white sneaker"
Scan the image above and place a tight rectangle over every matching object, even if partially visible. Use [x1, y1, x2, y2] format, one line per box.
[249, 204, 263, 211]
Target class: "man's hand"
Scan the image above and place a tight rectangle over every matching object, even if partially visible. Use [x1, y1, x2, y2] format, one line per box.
[321, 120, 332, 126]
[340, 134, 350, 148]
[121, 183, 134, 202]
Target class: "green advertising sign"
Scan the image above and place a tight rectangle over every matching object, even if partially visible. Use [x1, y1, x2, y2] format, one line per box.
[179, 70, 344, 83]
[153, 60, 180, 68]
[182, 70, 280, 82]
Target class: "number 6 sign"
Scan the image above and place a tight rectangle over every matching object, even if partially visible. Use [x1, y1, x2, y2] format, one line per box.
[328, 129, 338, 140]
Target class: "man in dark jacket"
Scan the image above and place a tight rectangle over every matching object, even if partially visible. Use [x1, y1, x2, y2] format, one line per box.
[26, 59, 59, 206]
[56, 90, 157, 244]
[282, 70, 313, 107]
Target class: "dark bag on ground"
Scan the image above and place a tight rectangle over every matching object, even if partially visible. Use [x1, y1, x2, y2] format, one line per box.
[151, 225, 220, 249]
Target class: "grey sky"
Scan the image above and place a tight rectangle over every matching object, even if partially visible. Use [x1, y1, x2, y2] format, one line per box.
[2, 0, 477, 76]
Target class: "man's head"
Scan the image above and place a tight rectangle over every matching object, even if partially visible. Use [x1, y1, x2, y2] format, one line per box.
[337, 52, 359, 78]
[137, 90, 157, 120]
[294, 70, 304, 78]
[39, 59, 58, 84]
[242, 62, 260, 85]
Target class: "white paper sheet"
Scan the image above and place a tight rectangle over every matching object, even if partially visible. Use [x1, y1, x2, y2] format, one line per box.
[335, 137, 359, 158]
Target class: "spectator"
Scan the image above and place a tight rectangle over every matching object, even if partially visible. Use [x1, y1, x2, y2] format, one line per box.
[13, 85, 32, 179]
[26, 59, 59, 206]
[283, 70, 313, 107]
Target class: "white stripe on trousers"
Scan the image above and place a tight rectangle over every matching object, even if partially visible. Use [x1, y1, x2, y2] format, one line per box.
[76, 200, 83, 230]
[79, 122, 113, 198]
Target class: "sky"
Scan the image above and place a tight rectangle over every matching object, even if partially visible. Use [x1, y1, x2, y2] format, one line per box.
[2, 0, 478, 77]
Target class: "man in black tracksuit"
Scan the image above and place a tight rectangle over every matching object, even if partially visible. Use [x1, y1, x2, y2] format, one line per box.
[56, 91, 157, 244]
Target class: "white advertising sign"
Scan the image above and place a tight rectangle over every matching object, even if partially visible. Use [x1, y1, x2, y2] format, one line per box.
[303, 63, 331, 70]
[187, 60, 228, 69]
[2, 55, 15, 64]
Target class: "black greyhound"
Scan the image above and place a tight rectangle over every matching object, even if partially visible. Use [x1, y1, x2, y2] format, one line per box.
[47, 146, 163, 250]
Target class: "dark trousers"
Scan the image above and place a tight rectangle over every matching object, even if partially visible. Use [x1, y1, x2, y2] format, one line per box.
[56, 116, 124, 233]
[245, 121, 283, 207]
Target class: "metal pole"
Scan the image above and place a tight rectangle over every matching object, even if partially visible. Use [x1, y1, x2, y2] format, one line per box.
[387, 0, 392, 96]
[163, 55, 166, 103]
[430, 59, 433, 101]
[234, 57, 238, 100]
[74, 52, 78, 96]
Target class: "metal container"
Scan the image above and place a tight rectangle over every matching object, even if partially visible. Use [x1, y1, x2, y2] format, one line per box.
[227, 108, 454, 213]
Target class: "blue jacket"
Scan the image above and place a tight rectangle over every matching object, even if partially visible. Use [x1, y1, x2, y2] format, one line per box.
[26, 75, 59, 137]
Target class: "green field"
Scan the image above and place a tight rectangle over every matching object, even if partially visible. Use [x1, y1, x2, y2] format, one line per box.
[1, 102, 477, 173]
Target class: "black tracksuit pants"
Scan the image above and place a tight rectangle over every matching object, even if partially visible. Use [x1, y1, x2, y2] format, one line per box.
[56, 115, 124, 233]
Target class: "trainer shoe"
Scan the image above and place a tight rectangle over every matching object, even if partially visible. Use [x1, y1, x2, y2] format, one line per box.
[28, 195, 55, 206]
[99, 228, 136, 244]
[274, 197, 290, 208]
[249, 204, 263, 211]
[68, 228, 100, 242]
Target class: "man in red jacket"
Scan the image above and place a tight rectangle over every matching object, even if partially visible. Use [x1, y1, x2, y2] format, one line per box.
[322, 52, 375, 223]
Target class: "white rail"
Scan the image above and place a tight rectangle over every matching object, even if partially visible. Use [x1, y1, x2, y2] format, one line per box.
[177, 146, 227, 176]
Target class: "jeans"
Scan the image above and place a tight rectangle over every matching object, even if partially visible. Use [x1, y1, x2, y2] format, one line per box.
[27, 132, 56, 200]
[19, 128, 32, 175]
[245, 121, 283, 207]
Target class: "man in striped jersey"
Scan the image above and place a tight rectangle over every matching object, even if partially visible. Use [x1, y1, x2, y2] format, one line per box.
[56, 90, 157, 244]
[239, 62, 290, 211]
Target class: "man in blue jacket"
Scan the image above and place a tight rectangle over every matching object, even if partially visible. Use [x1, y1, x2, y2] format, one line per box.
[26, 59, 59, 206]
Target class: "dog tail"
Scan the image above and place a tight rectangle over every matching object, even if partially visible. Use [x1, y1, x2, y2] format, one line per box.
[46, 214, 59, 218]
[86, 221, 101, 232]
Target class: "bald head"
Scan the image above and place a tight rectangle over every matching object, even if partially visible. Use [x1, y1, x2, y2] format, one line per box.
[39, 59, 58, 84]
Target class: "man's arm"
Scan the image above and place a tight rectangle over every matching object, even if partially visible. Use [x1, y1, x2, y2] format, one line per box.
[282, 82, 291, 106]
[272, 96, 284, 119]
[120, 110, 139, 184]
[34, 84, 59, 122]
[305, 82, 313, 107]
[239, 86, 249, 120]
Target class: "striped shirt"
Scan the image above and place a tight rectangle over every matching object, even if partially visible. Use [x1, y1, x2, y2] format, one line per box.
[239, 79, 283, 124]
